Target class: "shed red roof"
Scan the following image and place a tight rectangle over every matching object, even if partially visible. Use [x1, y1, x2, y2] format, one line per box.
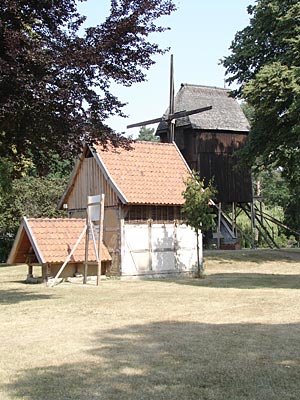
[94, 141, 191, 205]
[8, 218, 111, 264]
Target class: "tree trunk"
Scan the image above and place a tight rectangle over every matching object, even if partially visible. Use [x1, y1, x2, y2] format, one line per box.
[196, 229, 203, 278]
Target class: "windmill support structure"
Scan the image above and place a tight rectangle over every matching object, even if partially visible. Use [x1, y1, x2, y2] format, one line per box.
[211, 199, 300, 250]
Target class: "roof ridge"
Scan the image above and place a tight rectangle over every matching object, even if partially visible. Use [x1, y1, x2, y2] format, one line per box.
[135, 140, 174, 146]
[27, 218, 85, 222]
[180, 83, 229, 91]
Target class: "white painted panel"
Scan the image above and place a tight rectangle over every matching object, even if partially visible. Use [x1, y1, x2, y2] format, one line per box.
[152, 250, 175, 271]
[176, 224, 197, 248]
[122, 223, 200, 276]
[151, 224, 174, 249]
[87, 194, 103, 222]
[122, 224, 150, 275]
[176, 225, 199, 271]
[176, 249, 196, 271]
[126, 224, 148, 248]
[151, 224, 175, 271]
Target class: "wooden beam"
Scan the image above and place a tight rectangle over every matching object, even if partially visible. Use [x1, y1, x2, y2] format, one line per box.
[97, 195, 105, 286]
[127, 116, 164, 129]
[217, 202, 222, 249]
[50, 226, 87, 287]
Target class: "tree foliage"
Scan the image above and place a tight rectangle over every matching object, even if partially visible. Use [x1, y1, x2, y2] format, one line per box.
[181, 172, 216, 276]
[254, 168, 300, 239]
[137, 126, 159, 141]
[182, 172, 216, 234]
[255, 169, 290, 209]
[0, 174, 68, 262]
[222, 0, 300, 187]
[0, 0, 176, 172]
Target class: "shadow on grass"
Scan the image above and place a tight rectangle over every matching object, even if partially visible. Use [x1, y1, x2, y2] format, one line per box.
[204, 249, 300, 264]
[174, 273, 300, 290]
[0, 289, 53, 304]
[4, 321, 300, 400]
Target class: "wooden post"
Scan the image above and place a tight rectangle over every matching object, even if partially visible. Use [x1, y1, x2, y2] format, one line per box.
[97, 195, 105, 286]
[28, 265, 33, 278]
[83, 210, 89, 284]
[250, 202, 256, 248]
[169, 54, 175, 142]
[148, 219, 153, 271]
[50, 226, 87, 286]
[217, 202, 222, 249]
[173, 220, 178, 271]
[232, 202, 236, 236]
[42, 263, 49, 283]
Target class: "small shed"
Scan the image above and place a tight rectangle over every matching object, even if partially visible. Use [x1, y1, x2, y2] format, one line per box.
[157, 84, 252, 204]
[58, 141, 199, 278]
[7, 217, 111, 281]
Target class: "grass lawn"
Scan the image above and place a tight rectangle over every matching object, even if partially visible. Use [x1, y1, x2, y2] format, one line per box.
[1, 249, 300, 399]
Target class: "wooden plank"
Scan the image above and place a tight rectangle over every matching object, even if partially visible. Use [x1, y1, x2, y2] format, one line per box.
[97, 195, 105, 286]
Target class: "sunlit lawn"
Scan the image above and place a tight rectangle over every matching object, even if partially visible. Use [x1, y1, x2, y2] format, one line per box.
[1, 249, 300, 399]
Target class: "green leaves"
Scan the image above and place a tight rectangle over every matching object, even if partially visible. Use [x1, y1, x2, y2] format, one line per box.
[0, 174, 68, 261]
[0, 0, 176, 171]
[181, 171, 216, 234]
[222, 0, 300, 90]
[222, 0, 300, 192]
[137, 126, 159, 141]
[241, 63, 300, 170]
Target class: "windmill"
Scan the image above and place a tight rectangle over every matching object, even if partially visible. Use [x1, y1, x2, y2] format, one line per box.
[127, 54, 212, 142]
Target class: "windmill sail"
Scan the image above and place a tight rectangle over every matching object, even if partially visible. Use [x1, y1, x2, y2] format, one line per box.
[126, 55, 212, 142]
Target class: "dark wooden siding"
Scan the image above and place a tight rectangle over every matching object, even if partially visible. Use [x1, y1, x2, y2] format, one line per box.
[172, 127, 252, 203]
[125, 205, 182, 223]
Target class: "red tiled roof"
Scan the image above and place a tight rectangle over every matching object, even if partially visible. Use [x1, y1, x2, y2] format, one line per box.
[8, 218, 111, 264]
[94, 141, 191, 205]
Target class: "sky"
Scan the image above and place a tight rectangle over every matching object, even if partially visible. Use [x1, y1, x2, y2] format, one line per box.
[77, 0, 254, 137]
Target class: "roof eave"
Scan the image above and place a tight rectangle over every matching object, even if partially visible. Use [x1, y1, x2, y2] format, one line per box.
[191, 126, 250, 134]
[22, 217, 46, 264]
[126, 201, 184, 206]
[90, 145, 128, 205]
[7, 217, 46, 265]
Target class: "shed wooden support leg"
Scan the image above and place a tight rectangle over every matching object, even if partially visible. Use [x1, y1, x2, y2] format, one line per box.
[42, 263, 49, 283]
[27, 265, 33, 279]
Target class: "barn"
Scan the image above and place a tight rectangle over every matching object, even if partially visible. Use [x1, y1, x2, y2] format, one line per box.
[58, 141, 199, 278]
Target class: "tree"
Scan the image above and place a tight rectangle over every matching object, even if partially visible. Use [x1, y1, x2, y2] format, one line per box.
[0, 0, 176, 173]
[0, 174, 68, 262]
[137, 126, 159, 141]
[255, 168, 290, 209]
[181, 172, 216, 277]
[222, 0, 300, 188]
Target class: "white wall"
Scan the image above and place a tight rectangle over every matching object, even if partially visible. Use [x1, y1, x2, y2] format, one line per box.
[121, 222, 200, 277]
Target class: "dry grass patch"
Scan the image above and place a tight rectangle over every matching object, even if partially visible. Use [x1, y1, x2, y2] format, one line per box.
[1, 249, 300, 399]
